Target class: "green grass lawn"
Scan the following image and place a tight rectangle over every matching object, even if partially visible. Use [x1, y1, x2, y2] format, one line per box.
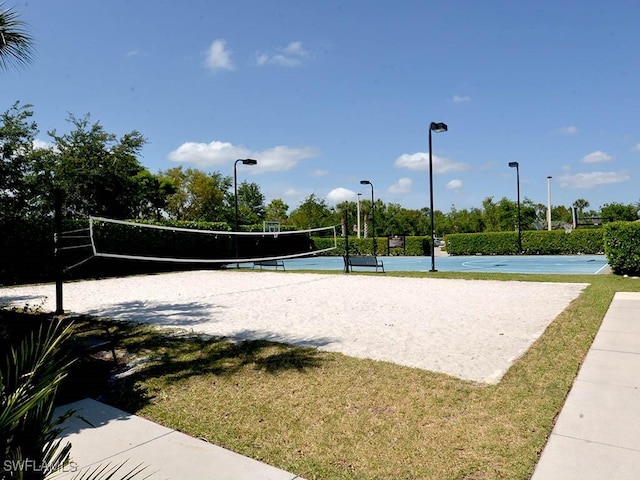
[15, 272, 640, 479]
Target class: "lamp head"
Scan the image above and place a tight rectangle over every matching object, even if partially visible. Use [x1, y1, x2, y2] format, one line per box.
[241, 158, 258, 165]
[508, 161, 519, 168]
[360, 180, 371, 185]
[430, 122, 448, 133]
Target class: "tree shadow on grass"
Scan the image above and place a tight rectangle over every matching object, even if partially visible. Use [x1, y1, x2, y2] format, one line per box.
[1, 307, 331, 416]
[104, 322, 331, 414]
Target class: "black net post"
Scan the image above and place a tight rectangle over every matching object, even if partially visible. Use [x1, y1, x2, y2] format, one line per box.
[343, 209, 350, 273]
[54, 188, 64, 315]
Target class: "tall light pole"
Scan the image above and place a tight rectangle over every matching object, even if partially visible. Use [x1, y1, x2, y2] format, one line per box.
[547, 176, 552, 231]
[360, 180, 375, 255]
[508, 161, 522, 254]
[429, 121, 448, 272]
[356, 193, 362, 238]
[234, 158, 257, 262]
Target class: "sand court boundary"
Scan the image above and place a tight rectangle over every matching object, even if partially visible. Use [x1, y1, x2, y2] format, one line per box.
[0, 271, 588, 383]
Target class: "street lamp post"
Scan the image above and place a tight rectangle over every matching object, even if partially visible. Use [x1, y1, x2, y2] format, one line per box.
[360, 180, 375, 255]
[234, 158, 257, 262]
[547, 176, 552, 231]
[429, 122, 448, 272]
[356, 193, 362, 238]
[508, 161, 522, 254]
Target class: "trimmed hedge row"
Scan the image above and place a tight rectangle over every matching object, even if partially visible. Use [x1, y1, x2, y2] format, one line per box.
[444, 229, 604, 256]
[311, 236, 431, 256]
[604, 221, 640, 276]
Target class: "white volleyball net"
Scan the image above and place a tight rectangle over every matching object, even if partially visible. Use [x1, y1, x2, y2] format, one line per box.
[71, 216, 338, 266]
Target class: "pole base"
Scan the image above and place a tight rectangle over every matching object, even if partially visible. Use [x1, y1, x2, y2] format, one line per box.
[429, 269, 438, 273]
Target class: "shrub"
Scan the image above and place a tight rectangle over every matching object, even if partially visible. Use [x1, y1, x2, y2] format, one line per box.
[604, 221, 640, 276]
[311, 236, 431, 256]
[445, 229, 604, 256]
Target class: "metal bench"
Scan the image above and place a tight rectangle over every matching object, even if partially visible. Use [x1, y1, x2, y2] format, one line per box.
[253, 259, 285, 270]
[345, 255, 385, 273]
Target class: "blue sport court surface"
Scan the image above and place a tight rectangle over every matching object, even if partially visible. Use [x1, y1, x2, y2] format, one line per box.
[246, 254, 609, 275]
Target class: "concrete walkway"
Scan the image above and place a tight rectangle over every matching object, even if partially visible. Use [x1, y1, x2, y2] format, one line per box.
[53, 398, 305, 480]
[532, 291, 640, 479]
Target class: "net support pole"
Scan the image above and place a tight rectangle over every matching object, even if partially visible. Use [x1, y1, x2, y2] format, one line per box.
[54, 188, 64, 315]
[343, 209, 350, 273]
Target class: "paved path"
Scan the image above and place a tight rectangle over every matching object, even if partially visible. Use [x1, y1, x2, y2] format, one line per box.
[53, 398, 305, 480]
[532, 291, 640, 479]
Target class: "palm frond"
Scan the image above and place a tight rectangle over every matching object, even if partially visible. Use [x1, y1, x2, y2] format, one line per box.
[0, 2, 35, 72]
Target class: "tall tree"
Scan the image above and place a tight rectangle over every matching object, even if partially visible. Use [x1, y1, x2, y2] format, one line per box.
[288, 193, 333, 229]
[47, 113, 149, 218]
[572, 198, 590, 213]
[0, 102, 39, 220]
[0, 2, 34, 72]
[161, 166, 232, 222]
[265, 198, 289, 223]
[237, 180, 266, 226]
[131, 169, 176, 220]
[600, 202, 639, 222]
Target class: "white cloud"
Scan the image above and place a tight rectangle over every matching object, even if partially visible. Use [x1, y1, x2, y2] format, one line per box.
[257, 145, 319, 172]
[632, 142, 640, 152]
[452, 95, 470, 103]
[256, 41, 309, 67]
[394, 152, 469, 174]
[387, 177, 412, 194]
[558, 126, 578, 135]
[326, 187, 356, 204]
[168, 141, 319, 173]
[558, 171, 630, 189]
[284, 188, 300, 197]
[33, 139, 55, 150]
[205, 39, 234, 71]
[447, 179, 463, 190]
[581, 150, 613, 164]
[312, 169, 329, 177]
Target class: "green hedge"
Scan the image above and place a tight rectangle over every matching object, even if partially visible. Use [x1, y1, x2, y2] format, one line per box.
[311, 236, 431, 256]
[604, 221, 640, 276]
[445, 229, 604, 256]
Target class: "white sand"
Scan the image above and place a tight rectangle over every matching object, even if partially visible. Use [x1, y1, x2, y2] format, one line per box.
[0, 271, 587, 383]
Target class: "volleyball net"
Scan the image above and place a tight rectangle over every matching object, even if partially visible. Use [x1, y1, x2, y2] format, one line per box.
[56, 216, 339, 271]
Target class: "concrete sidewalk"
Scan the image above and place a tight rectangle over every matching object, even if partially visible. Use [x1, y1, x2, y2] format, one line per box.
[52, 398, 305, 480]
[532, 291, 640, 479]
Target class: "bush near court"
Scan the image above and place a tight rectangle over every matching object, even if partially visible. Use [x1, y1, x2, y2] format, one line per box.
[604, 221, 640, 276]
[444, 229, 604, 256]
[311, 236, 432, 256]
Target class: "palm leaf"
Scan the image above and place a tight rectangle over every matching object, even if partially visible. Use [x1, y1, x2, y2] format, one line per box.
[0, 2, 35, 72]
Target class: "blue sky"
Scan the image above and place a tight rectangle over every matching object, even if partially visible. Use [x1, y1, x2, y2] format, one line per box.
[3, 0, 639, 213]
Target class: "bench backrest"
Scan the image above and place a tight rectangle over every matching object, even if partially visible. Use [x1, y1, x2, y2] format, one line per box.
[256, 260, 283, 266]
[348, 256, 378, 266]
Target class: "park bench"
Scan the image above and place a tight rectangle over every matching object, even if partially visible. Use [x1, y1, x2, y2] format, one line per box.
[253, 259, 286, 270]
[345, 255, 385, 273]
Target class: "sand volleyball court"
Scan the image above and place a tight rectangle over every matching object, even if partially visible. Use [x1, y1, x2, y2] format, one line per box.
[1, 271, 587, 383]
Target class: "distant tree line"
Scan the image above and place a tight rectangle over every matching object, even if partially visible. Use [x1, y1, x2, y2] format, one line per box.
[2, 102, 639, 240]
